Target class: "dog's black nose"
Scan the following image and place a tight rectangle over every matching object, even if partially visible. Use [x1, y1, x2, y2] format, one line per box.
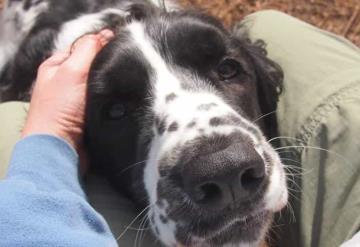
[182, 138, 266, 211]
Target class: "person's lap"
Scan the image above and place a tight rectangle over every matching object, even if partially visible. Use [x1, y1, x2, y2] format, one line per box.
[1, 10, 359, 247]
[235, 10, 360, 247]
[0, 102, 28, 180]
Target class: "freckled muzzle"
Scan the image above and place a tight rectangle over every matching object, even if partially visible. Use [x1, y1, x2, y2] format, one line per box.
[158, 132, 270, 214]
[155, 132, 272, 246]
[150, 111, 287, 246]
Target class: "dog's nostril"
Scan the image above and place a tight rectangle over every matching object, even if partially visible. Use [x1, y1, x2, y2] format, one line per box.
[194, 182, 222, 204]
[240, 166, 265, 192]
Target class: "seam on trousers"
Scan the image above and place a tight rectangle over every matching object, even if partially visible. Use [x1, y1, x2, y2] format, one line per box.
[293, 80, 360, 155]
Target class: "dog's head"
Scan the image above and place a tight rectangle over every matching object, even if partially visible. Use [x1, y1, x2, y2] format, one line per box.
[86, 5, 287, 247]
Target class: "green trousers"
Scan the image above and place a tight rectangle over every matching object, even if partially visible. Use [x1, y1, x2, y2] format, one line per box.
[1, 10, 359, 247]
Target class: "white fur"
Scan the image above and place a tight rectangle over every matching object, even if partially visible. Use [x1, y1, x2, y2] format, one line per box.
[151, 200, 177, 246]
[264, 143, 288, 211]
[54, 8, 126, 52]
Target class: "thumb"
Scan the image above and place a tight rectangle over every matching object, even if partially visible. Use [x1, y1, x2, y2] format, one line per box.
[63, 34, 103, 73]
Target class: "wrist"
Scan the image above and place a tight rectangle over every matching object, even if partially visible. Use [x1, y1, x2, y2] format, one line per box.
[22, 126, 81, 151]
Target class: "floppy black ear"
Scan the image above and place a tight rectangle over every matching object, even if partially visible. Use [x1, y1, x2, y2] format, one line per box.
[234, 37, 284, 139]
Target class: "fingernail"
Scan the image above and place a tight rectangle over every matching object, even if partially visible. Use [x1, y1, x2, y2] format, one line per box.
[99, 29, 115, 40]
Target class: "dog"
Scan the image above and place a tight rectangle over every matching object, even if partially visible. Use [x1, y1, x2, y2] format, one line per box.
[0, 0, 288, 246]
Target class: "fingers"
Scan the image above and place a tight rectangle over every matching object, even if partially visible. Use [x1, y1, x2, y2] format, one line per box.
[98, 29, 115, 46]
[41, 52, 71, 67]
[36, 29, 115, 87]
[64, 29, 115, 73]
[64, 34, 102, 73]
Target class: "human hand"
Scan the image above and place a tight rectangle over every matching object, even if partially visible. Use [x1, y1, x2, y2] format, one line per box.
[22, 30, 115, 150]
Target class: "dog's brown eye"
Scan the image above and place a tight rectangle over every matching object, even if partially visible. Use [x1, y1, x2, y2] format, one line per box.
[104, 103, 126, 120]
[217, 59, 240, 80]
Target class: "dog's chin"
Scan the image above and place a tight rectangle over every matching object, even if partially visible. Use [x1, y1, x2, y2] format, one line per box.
[175, 210, 271, 247]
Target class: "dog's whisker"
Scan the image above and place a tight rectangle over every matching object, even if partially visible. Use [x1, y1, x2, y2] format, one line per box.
[134, 213, 144, 247]
[285, 173, 303, 193]
[287, 186, 302, 193]
[139, 213, 150, 247]
[285, 201, 297, 224]
[134, 212, 149, 247]
[116, 203, 153, 241]
[283, 163, 311, 176]
[116, 160, 148, 175]
[275, 145, 351, 165]
[276, 150, 298, 155]
[282, 161, 303, 168]
[127, 226, 150, 231]
[268, 136, 303, 143]
[286, 189, 301, 203]
[253, 110, 277, 123]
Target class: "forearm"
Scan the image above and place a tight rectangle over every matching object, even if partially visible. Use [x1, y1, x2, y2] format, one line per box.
[0, 135, 117, 247]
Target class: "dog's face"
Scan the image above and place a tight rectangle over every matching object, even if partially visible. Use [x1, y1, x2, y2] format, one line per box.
[86, 8, 287, 247]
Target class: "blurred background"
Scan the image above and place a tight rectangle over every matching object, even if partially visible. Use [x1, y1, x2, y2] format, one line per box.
[180, 0, 360, 46]
[1, 0, 359, 46]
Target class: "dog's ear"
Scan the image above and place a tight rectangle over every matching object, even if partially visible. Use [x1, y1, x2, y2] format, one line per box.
[234, 37, 284, 139]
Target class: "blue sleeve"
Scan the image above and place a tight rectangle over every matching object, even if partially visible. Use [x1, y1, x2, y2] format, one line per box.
[0, 135, 118, 247]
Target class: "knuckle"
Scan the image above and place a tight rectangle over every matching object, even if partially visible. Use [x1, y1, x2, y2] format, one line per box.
[38, 62, 48, 73]
[77, 34, 98, 45]
[64, 64, 88, 77]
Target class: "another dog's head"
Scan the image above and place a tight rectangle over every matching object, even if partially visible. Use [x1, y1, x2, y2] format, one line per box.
[86, 5, 287, 247]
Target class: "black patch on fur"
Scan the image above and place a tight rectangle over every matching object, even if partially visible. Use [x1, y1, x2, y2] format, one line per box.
[126, 3, 158, 22]
[102, 13, 126, 31]
[168, 121, 179, 132]
[228, 115, 263, 140]
[186, 121, 196, 128]
[159, 214, 168, 224]
[228, 115, 242, 124]
[155, 116, 166, 135]
[23, 0, 32, 10]
[209, 117, 226, 126]
[165, 93, 177, 103]
[197, 103, 217, 111]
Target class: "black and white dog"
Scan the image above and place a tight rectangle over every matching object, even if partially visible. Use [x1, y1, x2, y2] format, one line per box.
[0, 0, 288, 246]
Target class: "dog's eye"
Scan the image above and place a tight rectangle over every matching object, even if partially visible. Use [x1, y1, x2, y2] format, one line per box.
[104, 103, 126, 120]
[217, 59, 240, 80]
